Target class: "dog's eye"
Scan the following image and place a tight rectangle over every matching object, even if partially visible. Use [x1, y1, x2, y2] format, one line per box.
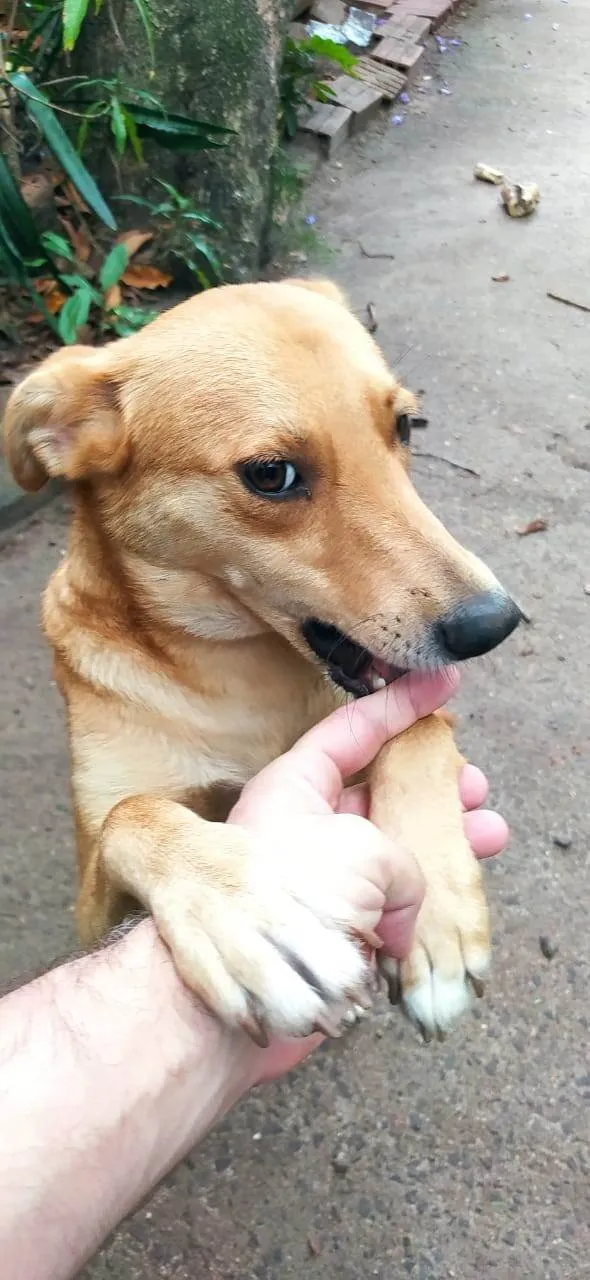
[396, 413, 429, 447]
[396, 414, 412, 447]
[240, 459, 304, 498]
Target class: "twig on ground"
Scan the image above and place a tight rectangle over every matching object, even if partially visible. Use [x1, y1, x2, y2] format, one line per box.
[547, 289, 590, 315]
[366, 301, 377, 333]
[358, 240, 395, 260]
[412, 450, 480, 478]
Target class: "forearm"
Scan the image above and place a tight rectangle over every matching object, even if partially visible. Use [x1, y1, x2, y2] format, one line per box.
[0, 919, 257, 1280]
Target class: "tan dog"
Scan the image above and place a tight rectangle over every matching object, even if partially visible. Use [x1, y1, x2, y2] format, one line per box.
[3, 279, 520, 1042]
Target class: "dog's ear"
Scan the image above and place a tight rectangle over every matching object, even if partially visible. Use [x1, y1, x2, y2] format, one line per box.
[3, 345, 128, 493]
[286, 278, 350, 309]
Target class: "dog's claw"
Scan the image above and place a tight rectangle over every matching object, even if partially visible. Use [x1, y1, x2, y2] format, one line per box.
[241, 994, 270, 1048]
[469, 974, 485, 999]
[345, 985, 373, 1012]
[241, 1016, 269, 1048]
[313, 1013, 343, 1039]
[384, 969, 401, 1006]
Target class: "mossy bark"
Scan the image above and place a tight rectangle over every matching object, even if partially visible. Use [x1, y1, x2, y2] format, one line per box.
[74, 0, 292, 279]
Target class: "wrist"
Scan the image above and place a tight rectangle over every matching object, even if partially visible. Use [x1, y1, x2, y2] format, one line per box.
[0, 919, 259, 1280]
[50, 917, 259, 1171]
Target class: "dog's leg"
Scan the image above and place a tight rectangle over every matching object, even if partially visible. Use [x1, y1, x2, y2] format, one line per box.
[368, 712, 490, 1038]
[77, 795, 375, 1045]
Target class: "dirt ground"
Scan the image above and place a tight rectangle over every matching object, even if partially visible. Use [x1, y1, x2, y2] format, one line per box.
[1, 0, 589, 1276]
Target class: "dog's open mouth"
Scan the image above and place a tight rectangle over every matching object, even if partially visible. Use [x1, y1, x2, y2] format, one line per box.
[301, 619, 407, 698]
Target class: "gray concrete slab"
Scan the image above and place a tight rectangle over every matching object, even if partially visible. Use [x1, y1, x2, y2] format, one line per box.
[0, 1, 589, 1276]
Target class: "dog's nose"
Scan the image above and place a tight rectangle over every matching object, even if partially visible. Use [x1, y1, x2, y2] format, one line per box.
[437, 591, 522, 660]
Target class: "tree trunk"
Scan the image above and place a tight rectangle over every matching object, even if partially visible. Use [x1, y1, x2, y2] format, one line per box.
[74, 0, 292, 280]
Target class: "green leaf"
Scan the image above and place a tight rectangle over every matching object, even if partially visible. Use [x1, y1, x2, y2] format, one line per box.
[139, 130, 227, 153]
[62, 0, 90, 50]
[99, 242, 128, 291]
[184, 234, 223, 283]
[121, 108, 143, 163]
[59, 272, 97, 292]
[40, 231, 76, 261]
[77, 113, 90, 153]
[110, 98, 127, 155]
[57, 283, 94, 344]
[302, 35, 358, 71]
[131, 0, 155, 66]
[0, 152, 47, 264]
[123, 103, 233, 137]
[109, 303, 156, 336]
[180, 211, 223, 230]
[113, 194, 156, 215]
[9, 72, 117, 231]
[0, 217, 26, 281]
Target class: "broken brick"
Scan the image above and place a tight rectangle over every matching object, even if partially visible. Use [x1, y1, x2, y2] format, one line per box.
[371, 37, 424, 81]
[355, 56, 407, 102]
[376, 14, 431, 41]
[310, 0, 347, 24]
[298, 102, 353, 156]
[346, 0, 392, 10]
[329, 74, 384, 131]
[389, 0, 454, 25]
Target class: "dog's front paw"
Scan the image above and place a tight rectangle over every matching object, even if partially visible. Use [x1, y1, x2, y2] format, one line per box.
[151, 828, 374, 1045]
[379, 852, 490, 1039]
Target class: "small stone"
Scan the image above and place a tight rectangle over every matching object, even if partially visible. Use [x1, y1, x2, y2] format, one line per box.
[584, 582, 590, 595]
[552, 832, 572, 850]
[539, 935, 558, 961]
[307, 1232, 323, 1257]
[332, 1147, 350, 1174]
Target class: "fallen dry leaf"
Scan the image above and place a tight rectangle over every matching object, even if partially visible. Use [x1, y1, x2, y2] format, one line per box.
[117, 229, 154, 259]
[121, 264, 172, 290]
[63, 179, 90, 214]
[307, 1233, 323, 1258]
[59, 216, 91, 262]
[33, 277, 58, 295]
[30, 280, 67, 314]
[103, 283, 122, 310]
[44, 288, 67, 315]
[492, 272, 510, 283]
[516, 518, 549, 537]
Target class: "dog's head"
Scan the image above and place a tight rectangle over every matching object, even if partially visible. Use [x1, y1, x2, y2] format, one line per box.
[3, 279, 520, 693]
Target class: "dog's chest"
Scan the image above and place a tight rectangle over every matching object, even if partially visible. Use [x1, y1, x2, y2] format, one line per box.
[70, 659, 338, 833]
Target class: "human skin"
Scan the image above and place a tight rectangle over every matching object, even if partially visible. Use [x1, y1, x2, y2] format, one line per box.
[0, 671, 508, 1280]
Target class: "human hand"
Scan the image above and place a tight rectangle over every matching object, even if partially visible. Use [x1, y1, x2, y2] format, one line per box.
[227, 669, 508, 1085]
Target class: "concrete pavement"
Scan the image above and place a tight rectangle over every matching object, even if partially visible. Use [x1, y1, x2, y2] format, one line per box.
[0, 1, 588, 1275]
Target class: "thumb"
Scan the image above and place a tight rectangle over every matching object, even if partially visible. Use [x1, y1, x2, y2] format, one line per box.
[231, 669, 459, 827]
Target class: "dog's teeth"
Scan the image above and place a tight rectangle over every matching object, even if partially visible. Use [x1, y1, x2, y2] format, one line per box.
[372, 675, 387, 690]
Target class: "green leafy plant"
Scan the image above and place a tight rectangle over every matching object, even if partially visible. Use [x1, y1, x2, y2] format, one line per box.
[119, 179, 223, 288]
[8, 71, 117, 228]
[63, 81, 234, 160]
[61, 0, 154, 58]
[46, 234, 156, 341]
[279, 35, 358, 139]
